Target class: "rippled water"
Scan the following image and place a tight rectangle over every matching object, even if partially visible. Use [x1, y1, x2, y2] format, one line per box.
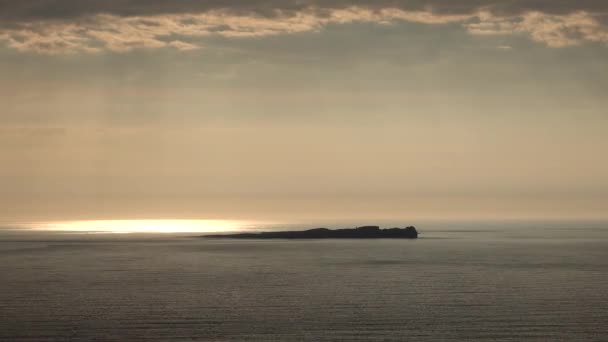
[1, 221, 607, 341]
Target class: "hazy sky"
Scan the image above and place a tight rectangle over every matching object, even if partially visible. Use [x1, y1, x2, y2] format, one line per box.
[1, 1, 608, 221]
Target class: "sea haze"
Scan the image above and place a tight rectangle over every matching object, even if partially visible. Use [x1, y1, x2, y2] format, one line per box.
[0, 221, 607, 341]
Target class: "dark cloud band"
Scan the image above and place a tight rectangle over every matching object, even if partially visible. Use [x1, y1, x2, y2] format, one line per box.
[1, 1, 607, 54]
[1, 0, 607, 23]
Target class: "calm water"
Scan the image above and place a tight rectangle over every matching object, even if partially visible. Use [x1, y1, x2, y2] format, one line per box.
[1, 221, 607, 341]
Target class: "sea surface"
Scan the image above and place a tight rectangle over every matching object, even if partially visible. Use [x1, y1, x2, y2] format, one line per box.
[0, 220, 607, 341]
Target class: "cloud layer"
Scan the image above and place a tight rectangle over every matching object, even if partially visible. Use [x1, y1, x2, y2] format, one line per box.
[1, 1, 607, 53]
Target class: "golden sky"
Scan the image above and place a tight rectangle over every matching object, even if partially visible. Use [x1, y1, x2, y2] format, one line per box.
[1, 1, 608, 221]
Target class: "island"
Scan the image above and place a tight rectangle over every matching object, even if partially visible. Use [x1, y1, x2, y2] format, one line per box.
[203, 225, 418, 239]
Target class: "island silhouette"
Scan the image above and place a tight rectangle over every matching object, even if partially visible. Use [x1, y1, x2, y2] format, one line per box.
[203, 225, 418, 239]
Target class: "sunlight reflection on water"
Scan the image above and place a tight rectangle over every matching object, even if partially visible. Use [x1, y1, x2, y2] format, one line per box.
[19, 219, 260, 233]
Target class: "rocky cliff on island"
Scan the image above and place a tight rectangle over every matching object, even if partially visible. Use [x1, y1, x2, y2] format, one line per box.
[203, 225, 418, 239]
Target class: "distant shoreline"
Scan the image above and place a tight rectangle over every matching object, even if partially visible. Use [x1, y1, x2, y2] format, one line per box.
[203, 226, 418, 239]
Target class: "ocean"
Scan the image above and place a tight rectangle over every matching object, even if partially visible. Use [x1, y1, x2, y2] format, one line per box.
[1, 220, 607, 341]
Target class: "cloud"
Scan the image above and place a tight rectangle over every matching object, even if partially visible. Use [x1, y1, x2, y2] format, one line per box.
[168, 40, 200, 51]
[0, 8, 474, 54]
[467, 11, 608, 48]
[2, 1, 608, 22]
[0, 1, 607, 53]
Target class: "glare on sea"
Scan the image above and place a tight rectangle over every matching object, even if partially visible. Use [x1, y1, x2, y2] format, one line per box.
[22, 220, 254, 234]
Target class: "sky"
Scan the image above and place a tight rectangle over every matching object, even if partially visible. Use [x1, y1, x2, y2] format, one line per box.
[1, 1, 608, 222]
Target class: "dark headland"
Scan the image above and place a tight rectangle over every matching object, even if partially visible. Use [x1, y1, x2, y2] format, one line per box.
[203, 226, 418, 239]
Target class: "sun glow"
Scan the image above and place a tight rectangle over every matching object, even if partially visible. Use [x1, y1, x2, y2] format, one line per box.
[26, 220, 254, 233]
